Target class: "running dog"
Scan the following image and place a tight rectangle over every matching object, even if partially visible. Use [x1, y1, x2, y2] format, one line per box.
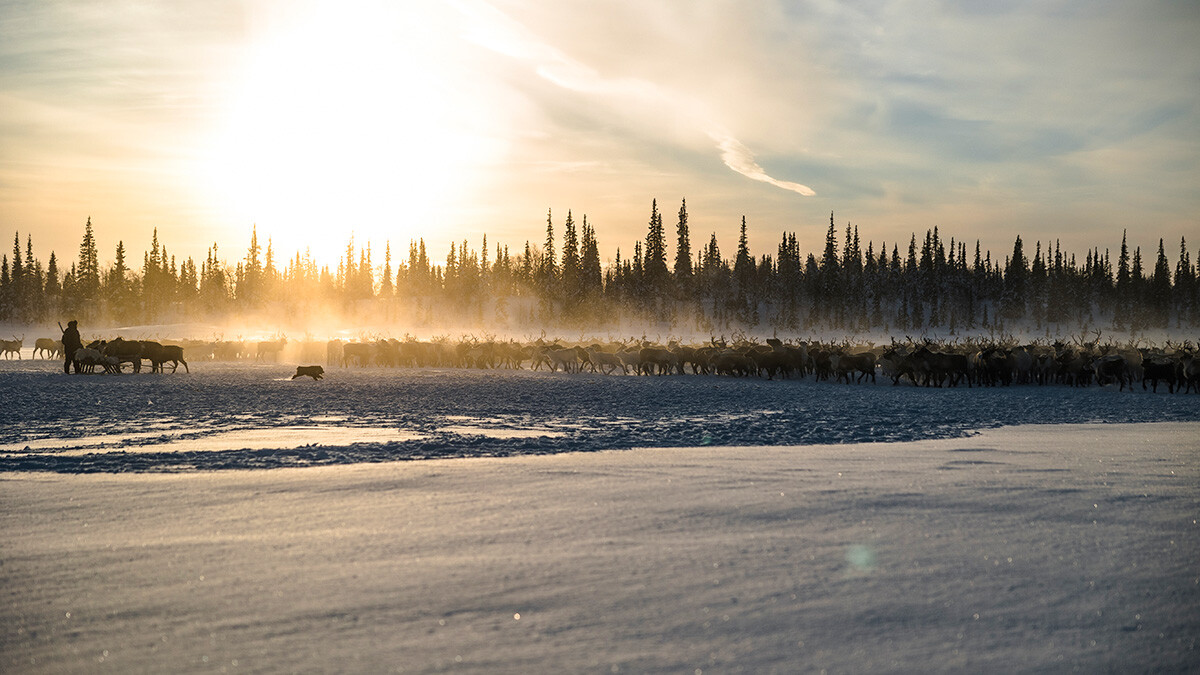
[292, 365, 325, 380]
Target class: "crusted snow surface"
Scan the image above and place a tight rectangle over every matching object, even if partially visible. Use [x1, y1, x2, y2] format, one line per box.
[1, 423, 1198, 672]
[1, 360, 1198, 473]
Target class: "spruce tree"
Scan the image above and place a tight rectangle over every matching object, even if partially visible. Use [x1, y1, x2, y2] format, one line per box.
[776, 231, 801, 307]
[1130, 247, 1144, 330]
[77, 217, 101, 301]
[1174, 236, 1193, 327]
[674, 199, 692, 286]
[1151, 238, 1172, 327]
[0, 254, 10, 321]
[632, 241, 644, 294]
[580, 217, 602, 299]
[1114, 230, 1131, 329]
[45, 251, 60, 297]
[25, 234, 43, 319]
[11, 232, 22, 290]
[734, 216, 755, 291]
[643, 199, 669, 292]
[179, 257, 198, 301]
[521, 241, 533, 286]
[542, 209, 557, 284]
[107, 241, 129, 316]
[561, 210, 580, 301]
[380, 242, 393, 297]
[1002, 235, 1028, 322]
[819, 214, 840, 326]
[1030, 241, 1047, 329]
[822, 213, 839, 273]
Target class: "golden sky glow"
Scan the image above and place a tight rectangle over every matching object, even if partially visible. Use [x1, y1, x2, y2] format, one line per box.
[202, 2, 505, 259]
[1, 0, 1198, 269]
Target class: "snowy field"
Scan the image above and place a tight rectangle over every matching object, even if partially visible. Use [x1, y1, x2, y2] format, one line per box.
[1, 424, 1197, 672]
[2, 359, 1198, 672]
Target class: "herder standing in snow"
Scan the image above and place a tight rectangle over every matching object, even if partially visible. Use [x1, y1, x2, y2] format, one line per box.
[60, 320, 82, 374]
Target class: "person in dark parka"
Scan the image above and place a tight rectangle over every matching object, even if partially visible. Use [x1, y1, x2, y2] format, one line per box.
[61, 320, 82, 374]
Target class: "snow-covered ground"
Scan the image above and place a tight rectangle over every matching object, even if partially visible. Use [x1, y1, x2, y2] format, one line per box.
[2, 423, 1197, 672]
[2, 357, 1198, 671]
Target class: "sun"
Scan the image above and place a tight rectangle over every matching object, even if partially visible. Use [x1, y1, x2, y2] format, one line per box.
[203, 2, 500, 265]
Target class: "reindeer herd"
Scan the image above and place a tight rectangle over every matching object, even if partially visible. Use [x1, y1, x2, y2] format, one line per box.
[3, 336, 76, 360]
[11, 333, 294, 373]
[312, 332, 1199, 394]
[74, 338, 189, 374]
[8, 329, 1199, 392]
[10, 335, 189, 374]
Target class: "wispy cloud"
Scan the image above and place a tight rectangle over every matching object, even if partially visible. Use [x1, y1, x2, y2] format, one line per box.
[452, 0, 815, 198]
[712, 134, 815, 196]
[4, 0, 1198, 265]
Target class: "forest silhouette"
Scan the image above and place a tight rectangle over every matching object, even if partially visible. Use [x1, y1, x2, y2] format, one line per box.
[2, 203, 1197, 338]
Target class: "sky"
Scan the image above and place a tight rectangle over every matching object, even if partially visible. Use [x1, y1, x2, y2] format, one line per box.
[1, 0, 1198, 272]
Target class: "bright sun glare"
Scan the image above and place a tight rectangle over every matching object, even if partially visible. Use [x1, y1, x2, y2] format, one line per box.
[205, 2, 499, 265]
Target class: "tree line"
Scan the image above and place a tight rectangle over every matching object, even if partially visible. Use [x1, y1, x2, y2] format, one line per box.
[2, 203, 1197, 335]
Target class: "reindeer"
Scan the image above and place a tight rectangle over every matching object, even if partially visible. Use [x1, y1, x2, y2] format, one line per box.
[810, 346, 836, 381]
[374, 339, 400, 367]
[1182, 352, 1200, 393]
[72, 347, 104, 373]
[33, 338, 63, 359]
[638, 345, 679, 375]
[834, 351, 878, 384]
[341, 342, 374, 367]
[1093, 354, 1130, 391]
[492, 341, 526, 369]
[99, 337, 144, 373]
[544, 346, 581, 373]
[611, 346, 640, 374]
[748, 349, 792, 380]
[256, 335, 287, 362]
[1, 335, 23, 359]
[1006, 346, 1034, 385]
[879, 345, 913, 385]
[586, 347, 627, 375]
[1142, 355, 1181, 394]
[710, 349, 754, 377]
[461, 340, 495, 369]
[212, 340, 240, 360]
[141, 342, 189, 373]
[72, 347, 120, 374]
[672, 345, 702, 374]
[325, 339, 343, 366]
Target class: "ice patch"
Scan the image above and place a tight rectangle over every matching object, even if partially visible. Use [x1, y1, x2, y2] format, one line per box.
[3, 426, 426, 456]
[1, 430, 180, 452]
[438, 425, 566, 439]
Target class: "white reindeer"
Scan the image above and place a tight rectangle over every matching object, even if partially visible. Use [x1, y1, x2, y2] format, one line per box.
[586, 347, 627, 375]
[544, 347, 580, 373]
[71, 347, 103, 373]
